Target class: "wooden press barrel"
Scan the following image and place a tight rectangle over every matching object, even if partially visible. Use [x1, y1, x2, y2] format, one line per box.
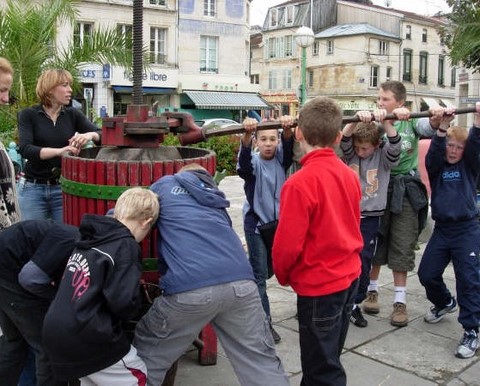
[61, 145, 218, 367]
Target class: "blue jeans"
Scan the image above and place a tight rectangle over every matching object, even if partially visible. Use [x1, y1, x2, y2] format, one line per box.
[134, 280, 289, 386]
[18, 348, 36, 386]
[0, 280, 55, 386]
[354, 216, 380, 304]
[245, 232, 270, 317]
[17, 181, 63, 222]
[297, 279, 358, 386]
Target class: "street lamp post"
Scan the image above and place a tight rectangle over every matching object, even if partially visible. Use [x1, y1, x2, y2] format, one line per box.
[295, 26, 315, 107]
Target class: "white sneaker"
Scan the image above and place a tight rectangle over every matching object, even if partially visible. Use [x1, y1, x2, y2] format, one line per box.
[455, 329, 479, 359]
[424, 297, 458, 324]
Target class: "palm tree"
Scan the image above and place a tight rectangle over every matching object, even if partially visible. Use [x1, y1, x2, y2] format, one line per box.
[0, 0, 134, 107]
[442, 0, 480, 72]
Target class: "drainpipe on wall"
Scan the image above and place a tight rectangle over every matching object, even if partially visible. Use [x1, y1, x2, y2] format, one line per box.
[398, 36, 403, 82]
[176, 0, 180, 69]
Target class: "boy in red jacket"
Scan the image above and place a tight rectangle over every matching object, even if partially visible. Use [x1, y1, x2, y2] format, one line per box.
[273, 97, 363, 386]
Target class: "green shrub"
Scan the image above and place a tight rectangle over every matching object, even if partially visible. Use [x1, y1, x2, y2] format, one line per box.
[162, 133, 240, 175]
[0, 106, 18, 143]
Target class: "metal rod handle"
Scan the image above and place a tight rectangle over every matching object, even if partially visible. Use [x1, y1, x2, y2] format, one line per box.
[202, 106, 478, 139]
[342, 106, 477, 124]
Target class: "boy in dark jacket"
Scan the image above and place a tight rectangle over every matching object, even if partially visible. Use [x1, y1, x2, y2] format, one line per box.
[42, 187, 159, 385]
[418, 102, 480, 359]
[0, 219, 79, 386]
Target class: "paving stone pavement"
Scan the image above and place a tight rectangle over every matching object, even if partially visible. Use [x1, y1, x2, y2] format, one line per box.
[2, 176, 475, 385]
[175, 176, 480, 386]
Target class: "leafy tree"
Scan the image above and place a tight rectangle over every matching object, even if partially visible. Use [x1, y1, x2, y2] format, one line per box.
[163, 134, 241, 176]
[441, 0, 480, 72]
[0, 0, 134, 107]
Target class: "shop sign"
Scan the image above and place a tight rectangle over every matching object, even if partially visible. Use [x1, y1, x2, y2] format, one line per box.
[123, 71, 168, 82]
[200, 82, 239, 91]
[78, 64, 103, 83]
[80, 69, 97, 79]
[263, 94, 298, 103]
[337, 100, 376, 111]
[110, 66, 178, 88]
[102, 64, 111, 79]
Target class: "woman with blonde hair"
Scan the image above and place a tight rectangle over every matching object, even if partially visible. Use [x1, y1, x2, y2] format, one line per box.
[18, 69, 101, 221]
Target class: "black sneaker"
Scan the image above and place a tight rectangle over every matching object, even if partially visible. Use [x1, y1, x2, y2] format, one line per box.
[270, 325, 281, 344]
[350, 306, 368, 327]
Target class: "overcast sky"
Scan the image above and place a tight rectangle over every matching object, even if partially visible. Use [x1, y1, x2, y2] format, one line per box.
[250, 0, 452, 26]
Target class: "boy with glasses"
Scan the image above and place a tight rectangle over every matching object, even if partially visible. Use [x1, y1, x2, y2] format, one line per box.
[418, 102, 480, 359]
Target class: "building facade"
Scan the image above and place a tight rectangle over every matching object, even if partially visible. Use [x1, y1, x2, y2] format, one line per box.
[2, 0, 269, 121]
[251, 0, 463, 118]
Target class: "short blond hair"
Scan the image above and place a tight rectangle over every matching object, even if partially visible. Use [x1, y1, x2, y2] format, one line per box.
[179, 163, 209, 173]
[447, 126, 468, 143]
[114, 187, 159, 223]
[0, 57, 14, 76]
[36, 69, 73, 107]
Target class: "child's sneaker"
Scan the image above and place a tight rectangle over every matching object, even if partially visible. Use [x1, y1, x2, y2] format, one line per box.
[424, 297, 458, 324]
[455, 329, 479, 359]
[362, 291, 379, 314]
[390, 302, 408, 327]
[350, 306, 368, 327]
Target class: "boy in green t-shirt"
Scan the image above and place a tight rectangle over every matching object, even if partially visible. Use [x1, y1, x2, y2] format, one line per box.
[362, 81, 448, 327]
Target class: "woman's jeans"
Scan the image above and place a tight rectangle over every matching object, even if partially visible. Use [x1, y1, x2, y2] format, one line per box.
[17, 181, 62, 222]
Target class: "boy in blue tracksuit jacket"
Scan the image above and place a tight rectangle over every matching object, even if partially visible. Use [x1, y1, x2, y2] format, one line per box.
[236, 117, 294, 343]
[134, 163, 289, 386]
[418, 102, 480, 359]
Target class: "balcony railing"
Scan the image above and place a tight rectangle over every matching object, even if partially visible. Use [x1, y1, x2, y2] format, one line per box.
[419, 75, 428, 84]
[200, 67, 219, 74]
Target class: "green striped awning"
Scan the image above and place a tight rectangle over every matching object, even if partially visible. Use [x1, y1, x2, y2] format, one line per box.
[184, 91, 271, 110]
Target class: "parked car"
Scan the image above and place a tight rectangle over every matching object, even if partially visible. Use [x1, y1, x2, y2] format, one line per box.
[195, 118, 240, 129]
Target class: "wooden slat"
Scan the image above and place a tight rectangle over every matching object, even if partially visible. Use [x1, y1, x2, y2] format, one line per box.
[105, 161, 117, 211]
[71, 156, 80, 226]
[173, 159, 184, 173]
[77, 158, 87, 222]
[95, 158, 107, 216]
[140, 161, 153, 258]
[62, 156, 72, 224]
[85, 159, 96, 215]
[163, 160, 174, 176]
[152, 161, 164, 183]
[117, 161, 128, 187]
